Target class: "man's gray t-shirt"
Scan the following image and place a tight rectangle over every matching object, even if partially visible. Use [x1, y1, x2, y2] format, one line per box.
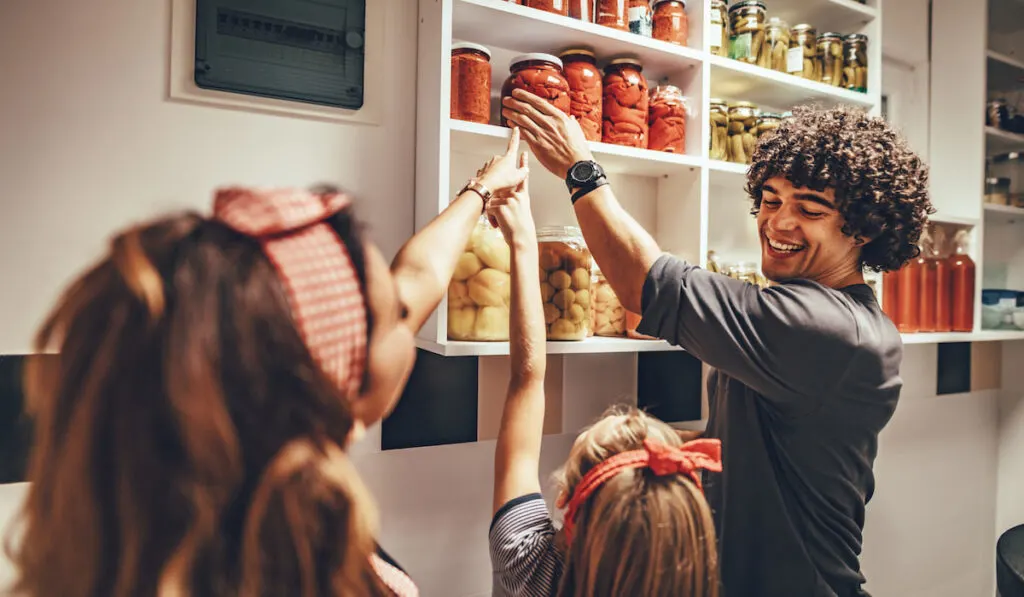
[637, 254, 903, 597]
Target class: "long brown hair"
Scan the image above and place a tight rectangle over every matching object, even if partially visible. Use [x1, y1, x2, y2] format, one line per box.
[555, 406, 720, 597]
[5, 209, 389, 596]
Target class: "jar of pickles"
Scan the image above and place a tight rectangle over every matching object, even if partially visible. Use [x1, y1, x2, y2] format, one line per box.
[602, 58, 649, 148]
[789, 24, 819, 80]
[727, 262, 768, 288]
[727, 101, 758, 165]
[728, 0, 766, 65]
[648, 84, 689, 153]
[501, 54, 571, 128]
[709, 0, 729, 57]
[709, 98, 729, 161]
[538, 226, 593, 341]
[526, 0, 568, 16]
[450, 43, 492, 125]
[561, 48, 603, 142]
[597, 0, 629, 31]
[448, 216, 512, 341]
[757, 112, 783, 138]
[651, 0, 688, 46]
[842, 33, 868, 92]
[817, 32, 844, 87]
[592, 264, 626, 337]
[761, 17, 790, 72]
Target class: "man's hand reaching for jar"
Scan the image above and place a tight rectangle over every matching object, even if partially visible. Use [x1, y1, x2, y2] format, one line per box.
[501, 89, 594, 180]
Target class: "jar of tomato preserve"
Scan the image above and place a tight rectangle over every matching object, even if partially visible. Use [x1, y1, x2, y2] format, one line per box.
[597, 0, 629, 31]
[648, 84, 689, 153]
[652, 0, 688, 46]
[526, 0, 568, 17]
[602, 57, 649, 148]
[501, 54, 571, 128]
[560, 48, 603, 142]
[450, 43, 492, 125]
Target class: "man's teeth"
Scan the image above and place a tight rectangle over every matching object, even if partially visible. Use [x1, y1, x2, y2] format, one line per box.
[768, 239, 804, 252]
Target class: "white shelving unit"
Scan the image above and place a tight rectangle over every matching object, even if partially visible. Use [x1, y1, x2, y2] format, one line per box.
[415, 0, 894, 357]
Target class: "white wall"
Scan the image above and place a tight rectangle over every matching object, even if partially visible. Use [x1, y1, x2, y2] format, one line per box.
[0, 1, 1015, 596]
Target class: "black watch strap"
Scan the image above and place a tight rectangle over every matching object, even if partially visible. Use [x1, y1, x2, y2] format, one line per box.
[571, 178, 608, 204]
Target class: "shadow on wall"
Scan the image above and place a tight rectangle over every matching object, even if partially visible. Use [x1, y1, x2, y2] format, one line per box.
[0, 356, 34, 485]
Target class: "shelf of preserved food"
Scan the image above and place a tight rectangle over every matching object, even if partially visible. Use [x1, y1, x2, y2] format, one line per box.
[708, 55, 876, 111]
[986, 126, 1024, 155]
[416, 336, 682, 357]
[762, 0, 878, 36]
[984, 203, 1024, 224]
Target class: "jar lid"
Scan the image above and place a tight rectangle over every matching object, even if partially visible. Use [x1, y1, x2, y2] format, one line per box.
[792, 23, 816, 32]
[767, 16, 788, 27]
[730, 100, 758, 109]
[652, 84, 684, 95]
[607, 57, 644, 69]
[729, 0, 766, 12]
[759, 112, 784, 119]
[509, 53, 563, 70]
[818, 31, 843, 40]
[559, 47, 596, 59]
[710, 97, 727, 105]
[537, 225, 584, 241]
[452, 42, 491, 58]
[844, 33, 868, 42]
[652, 0, 686, 7]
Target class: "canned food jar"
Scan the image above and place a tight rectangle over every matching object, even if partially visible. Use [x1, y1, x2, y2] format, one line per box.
[817, 32, 844, 87]
[569, 0, 596, 22]
[757, 112, 783, 138]
[727, 101, 758, 164]
[709, 98, 729, 161]
[526, 0, 568, 16]
[602, 57, 650, 148]
[789, 24, 819, 80]
[652, 0, 688, 46]
[709, 0, 729, 57]
[597, 0, 629, 30]
[450, 43, 492, 125]
[500, 53, 571, 127]
[728, 0, 767, 65]
[538, 226, 593, 340]
[592, 264, 626, 337]
[762, 17, 790, 72]
[842, 33, 868, 92]
[448, 216, 512, 341]
[560, 48, 603, 142]
[648, 84, 689, 153]
[628, 0, 653, 37]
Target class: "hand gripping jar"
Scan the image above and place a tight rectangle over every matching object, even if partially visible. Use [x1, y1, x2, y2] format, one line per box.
[501, 53, 571, 128]
[450, 43, 492, 125]
[592, 264, 626, 337]
[652, 0, 688, 46]
[538, 226, 593, 341]
[448, 216, 512, 341]
[560, 48, 603, 142]
[648, 84, 690, 153]
[602, 57, 650, 148]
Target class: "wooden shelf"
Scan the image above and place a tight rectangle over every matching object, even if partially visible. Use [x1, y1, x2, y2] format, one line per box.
[984, 203, 1024, 224]
[708, 55, 876, 112]
[985, 126, 1024, 156]
[416, 336, 682, 356]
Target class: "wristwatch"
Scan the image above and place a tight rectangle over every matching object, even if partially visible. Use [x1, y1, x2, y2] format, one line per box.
[458, 179, 493, 210]
[565, 160, 608, 204]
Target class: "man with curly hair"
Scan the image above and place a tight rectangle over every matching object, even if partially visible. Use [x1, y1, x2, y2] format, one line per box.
[501, 92, 933, 597]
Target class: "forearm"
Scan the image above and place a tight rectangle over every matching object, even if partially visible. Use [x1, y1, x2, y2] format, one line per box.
[508, 241, 545, 385]
[573, 185, 664, 314]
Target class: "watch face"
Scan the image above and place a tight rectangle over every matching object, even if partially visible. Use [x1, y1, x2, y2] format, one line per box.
[572, 162, 596, 182]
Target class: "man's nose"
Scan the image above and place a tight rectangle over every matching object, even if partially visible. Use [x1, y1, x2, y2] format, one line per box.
[768, 207, 798, 231]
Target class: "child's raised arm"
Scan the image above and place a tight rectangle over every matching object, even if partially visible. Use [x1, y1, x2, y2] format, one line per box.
[488, 153, 547, 516]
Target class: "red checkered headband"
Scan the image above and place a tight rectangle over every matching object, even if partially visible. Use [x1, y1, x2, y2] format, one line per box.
[562, 438, 723, 543]
[212, 187, 368, 398]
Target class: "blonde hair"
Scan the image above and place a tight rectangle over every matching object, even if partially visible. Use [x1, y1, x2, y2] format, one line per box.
[554, 405, 719, 597]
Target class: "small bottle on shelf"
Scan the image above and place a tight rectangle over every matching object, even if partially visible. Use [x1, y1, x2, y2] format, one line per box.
[897, 250, 923, 334]
[917, 228, 939, 333]
[947, 230, 976, 333]
[930, 226, 953, 333]
[882, 269, 900, 327]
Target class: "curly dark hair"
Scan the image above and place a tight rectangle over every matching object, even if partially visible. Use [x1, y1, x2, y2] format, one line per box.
[745, 105, 934, 273]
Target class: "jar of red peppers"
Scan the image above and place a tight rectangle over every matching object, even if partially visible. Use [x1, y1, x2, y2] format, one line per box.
[648, 84, 689, 153]
[602, 57, 649, 148]
[450, 43, 492, 125]
[560, 48, 603, 142]
[501, 54, 571, 128]
[628, 0, 653, 37]
[526, 0, 568, 17]
[569, 0, 596, 22]
[652, 0, 688, 46]
[597, 0, 629, 31]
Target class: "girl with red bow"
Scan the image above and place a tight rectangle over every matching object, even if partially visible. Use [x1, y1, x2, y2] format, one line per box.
[485, 151, 724, 597]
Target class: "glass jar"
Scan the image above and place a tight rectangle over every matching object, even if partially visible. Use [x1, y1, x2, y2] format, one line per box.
[598, 0, 629, 31]
[842, 33, 868, 92]
[762, 17, 790, 72]
[756, 112, 783, 138]
[501, 54, 571, 128]
[560, 48, 603, 142]
[728, 262, 768, 288]
[628, 0, 653, 37]
[526, 0, 568, 16]
[448, 216, 512, 341]
[538, 226, 593, 341]
[450, 43, 492, 125]
[592, 265, 626, 337]
[727, 101, 758, 164]
[789, 24, 819, 80]
[728, 0, 767, 65]
[988, 99, 1011, 129]
[648, 84, 689, 153]
[569, 0, 596, 22]
[817, 32, 844, 87]
[985, 177, 1011, 205]
[709, 98, 729, 161]
[652, 0, 688, 46]
[709, 0, 729, 57]
[602, 58, 650, 148]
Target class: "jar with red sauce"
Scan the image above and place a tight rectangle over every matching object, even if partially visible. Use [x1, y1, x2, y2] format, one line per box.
[500, 54, 571, 128]
[652, 0, 689, 46]
[450, 43, 492, 125]
[526, 0, 568, 17]
[648, 84, 689, 153]
[602, 57, 649, 148]
[882, 269, 900, 326]
[560, 48, 603, 142]
[947, 230, 976, 332]
[897, 252, 924, 334]
[569, 0, 596, 22]
[597, 0, 629, 31]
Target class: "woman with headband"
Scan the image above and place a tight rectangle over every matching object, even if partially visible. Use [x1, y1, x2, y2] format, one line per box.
[5, 131, 530, 597]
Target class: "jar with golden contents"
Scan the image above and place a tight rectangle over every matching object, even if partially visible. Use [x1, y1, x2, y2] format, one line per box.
[651, 0, 688, 46]
[709, 0, 729, 57]
[789, 24, 819, 80]
[591, 264, 626, 337]
[597, 0, 629, 31]
[727, 101, 758, 165]
[538, 226, 593, 341]
[526, 0, 568, 16]
[602, 57, 649, 148]
[816, 32, 844, 87]
[500, 54, 571, 127]
[450, 43, 492, 125]
[760, 17, 790, 72]
[709, 98, 729, 161]
[842, 33, 868, 92]
[756, 112, 783, 138]
[560, 48, 603, 142]
[728, 0, 766, 65]
[448, 216, 512, 341]
[648, 84, 689, 153]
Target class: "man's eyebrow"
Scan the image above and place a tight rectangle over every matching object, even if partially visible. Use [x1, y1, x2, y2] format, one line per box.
[794, 193, 837, 210]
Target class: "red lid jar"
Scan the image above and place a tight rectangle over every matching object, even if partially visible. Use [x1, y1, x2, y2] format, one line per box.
[450, 43, 492, 125]
[652, 0, 689, 46]
[648, 84, 689, 153]
[597, 0, 629, 31]
[602, 57, 649, 148]
[500, 53, 571, 127]
[526, 0, 568, 17]
[560, 48, 603, 142]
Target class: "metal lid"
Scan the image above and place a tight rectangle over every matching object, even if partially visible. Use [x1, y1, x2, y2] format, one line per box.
[509, 53, 563, 70]
[451, 42, 491, 58]
[818, 31, 844, 40]
[792, 23, 817, 32]
[710, 97, 727, 104]
[652, 84, 684, 95]
[607, 57, 644, 69]
[537, 225, 584, 242]
[652, 0, 686, 7]
[729, 0, 766, 12]
[843, 33, 869, 42]
[759, 112, 785, 119]
[730, 100, 758, 109]
[559, 47, 597, 59]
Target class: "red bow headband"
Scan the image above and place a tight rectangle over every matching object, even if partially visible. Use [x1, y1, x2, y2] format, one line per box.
[562, 438, 722, 543]
[212, 187, 368, 397]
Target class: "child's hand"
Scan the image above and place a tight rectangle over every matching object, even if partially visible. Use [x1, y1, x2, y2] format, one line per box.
[486, 152, 536, 248]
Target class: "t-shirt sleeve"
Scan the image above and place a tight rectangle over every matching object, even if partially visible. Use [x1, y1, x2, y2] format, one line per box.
[488, 493, 563, 597]
[636, 254, 859, 415]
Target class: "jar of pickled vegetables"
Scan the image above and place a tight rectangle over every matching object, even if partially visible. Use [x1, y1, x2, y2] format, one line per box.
[727, 101, 758, 165]
[538, 226, 593, 341]
[448, 216, 512, 341]
[789, 24, 819, 80]
[761, 17, 790, 72]
[648, 84, 689, 153]
[592, 264, 626, 337]
[757, 112, 783, 138]
[842, 33, 868, 92]
[728, 0, 767, 65]
[501, 54, 571, 127]
[709, 98, 729, 161]
[560, 48, 603, 142]
[597, 0, 629, 31]
[602, 58, 650, 148]
[450, 43, 492, 125]
[651, 0, 688, 46]
[709, 0, 729, 57]
[628, 0, 653, 37]
[816, 32, 844, 87]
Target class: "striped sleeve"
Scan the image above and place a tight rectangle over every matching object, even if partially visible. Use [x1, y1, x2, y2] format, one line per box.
[489, 493, 563, 597]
